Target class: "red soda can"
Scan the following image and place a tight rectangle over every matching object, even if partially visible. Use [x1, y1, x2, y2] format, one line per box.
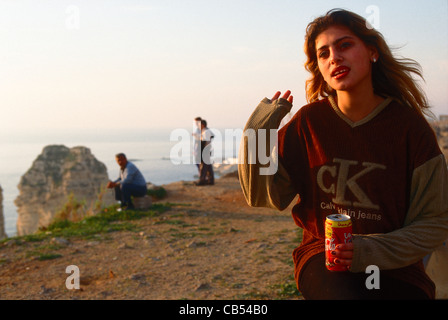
[325, 214, 353, 271]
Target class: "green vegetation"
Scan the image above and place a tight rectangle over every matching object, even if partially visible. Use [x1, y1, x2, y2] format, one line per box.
[0, 203, 171, 245]
[272, 275, 301, 299]
[52, 187, 112, 224]
[0, 203, 170, 262]
[37, 253, 63, 261]
[147, 186, 167, 200]
[44, 203, 170, 239]
[235, 275, 302, 300]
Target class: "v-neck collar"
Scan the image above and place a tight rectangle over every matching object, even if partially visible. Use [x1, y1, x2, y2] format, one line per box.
[328, 95, 393, 128]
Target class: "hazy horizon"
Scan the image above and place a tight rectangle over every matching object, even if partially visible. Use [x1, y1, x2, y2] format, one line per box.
[0, 0, 447, 137]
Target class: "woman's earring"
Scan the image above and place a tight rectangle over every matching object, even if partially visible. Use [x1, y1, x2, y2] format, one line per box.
[372, 57, 377, 63]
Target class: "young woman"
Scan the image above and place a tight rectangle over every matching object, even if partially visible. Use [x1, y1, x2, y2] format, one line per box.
[238, 9, 448, 299]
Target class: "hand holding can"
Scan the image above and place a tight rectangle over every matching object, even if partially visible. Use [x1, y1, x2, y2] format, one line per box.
[332, 243, 354, 269]
[325, 214, 353, 271]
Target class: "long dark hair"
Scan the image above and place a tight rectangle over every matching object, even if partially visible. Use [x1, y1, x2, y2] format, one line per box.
[304, 9, 430, 118]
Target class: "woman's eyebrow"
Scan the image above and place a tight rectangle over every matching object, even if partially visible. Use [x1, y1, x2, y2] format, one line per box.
[316, 36, 355, 52]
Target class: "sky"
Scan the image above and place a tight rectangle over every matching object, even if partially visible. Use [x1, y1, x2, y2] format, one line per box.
[0, 0, 447, 138]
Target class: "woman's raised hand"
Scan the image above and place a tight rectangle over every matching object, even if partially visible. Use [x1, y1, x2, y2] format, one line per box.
[271, 90, 293, 104]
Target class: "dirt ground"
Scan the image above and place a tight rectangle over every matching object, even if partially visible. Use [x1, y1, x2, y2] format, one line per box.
[0, 174, 304, 300]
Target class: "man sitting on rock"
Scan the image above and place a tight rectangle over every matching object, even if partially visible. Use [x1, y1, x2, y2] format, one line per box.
[106, 153, 147, 210]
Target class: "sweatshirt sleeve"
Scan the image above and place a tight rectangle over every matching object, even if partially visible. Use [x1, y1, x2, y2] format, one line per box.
[350, 154, 448, 272]
[238, 97, 297, 211]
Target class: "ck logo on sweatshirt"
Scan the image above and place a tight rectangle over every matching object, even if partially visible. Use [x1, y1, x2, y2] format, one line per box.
[317, 158, 386, 210]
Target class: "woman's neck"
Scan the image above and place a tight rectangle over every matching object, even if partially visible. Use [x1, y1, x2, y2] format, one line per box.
[336, 88, 384, 123]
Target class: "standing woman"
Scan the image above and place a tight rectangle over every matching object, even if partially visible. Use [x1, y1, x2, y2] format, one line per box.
[238, 9, 448, 299]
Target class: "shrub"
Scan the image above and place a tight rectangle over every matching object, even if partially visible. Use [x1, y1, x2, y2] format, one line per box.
[147, 186, 167, 200]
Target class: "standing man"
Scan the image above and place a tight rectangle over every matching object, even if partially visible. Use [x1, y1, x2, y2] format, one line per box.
[195, 120, 215, 186]
[192, 116, 202, 174]
[107, 153, 147, 210]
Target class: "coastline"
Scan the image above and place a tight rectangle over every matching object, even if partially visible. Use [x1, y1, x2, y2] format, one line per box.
[0, 174, 303, 300]
[0, 129, 241, 238]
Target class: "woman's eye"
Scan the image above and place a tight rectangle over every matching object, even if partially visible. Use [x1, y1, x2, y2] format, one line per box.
[318, 51, 329, 59]
[340, 42, 352, 49]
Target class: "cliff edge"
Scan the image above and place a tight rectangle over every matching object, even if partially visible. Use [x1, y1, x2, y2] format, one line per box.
[431, 116, 448, 161]
[0, 186, 5, 239]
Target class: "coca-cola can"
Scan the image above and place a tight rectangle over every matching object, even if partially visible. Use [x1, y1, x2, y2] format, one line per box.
[325, 214, 353, 271]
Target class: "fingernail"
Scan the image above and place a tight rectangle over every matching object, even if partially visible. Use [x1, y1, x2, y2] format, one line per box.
[334, 259, 340, 264]
[331, 251, 336, 256]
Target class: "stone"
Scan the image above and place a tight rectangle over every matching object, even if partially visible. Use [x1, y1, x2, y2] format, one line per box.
[132, 195, 152, 210]
[39, 285, 54, 295]
[195, 282, 211, 291]
[118, 242, 132, 249]
[15, 145, 115, 236]
[130, 273, 146, 281]
[50, 237, 70, 246]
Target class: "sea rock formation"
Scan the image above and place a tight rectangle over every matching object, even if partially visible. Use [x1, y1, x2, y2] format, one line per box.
[213, 157, 238, 177]
[431, 115, 448, 161]
[0, 186, 6, 239]
[15, 145, 115, 236]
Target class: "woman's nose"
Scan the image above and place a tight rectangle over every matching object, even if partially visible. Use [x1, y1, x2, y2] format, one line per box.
[330, 49, 343, 64]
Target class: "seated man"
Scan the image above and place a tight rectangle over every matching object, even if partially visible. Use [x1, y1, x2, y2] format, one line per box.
[106, 153, 147, 209]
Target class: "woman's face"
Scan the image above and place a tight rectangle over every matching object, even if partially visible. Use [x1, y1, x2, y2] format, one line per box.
[315, 25, 377, 94]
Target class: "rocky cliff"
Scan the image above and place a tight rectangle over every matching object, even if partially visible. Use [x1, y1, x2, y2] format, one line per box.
[0, 186, 5, 239]
[431, 116, 448, 161]
[14, 145, 115, 236]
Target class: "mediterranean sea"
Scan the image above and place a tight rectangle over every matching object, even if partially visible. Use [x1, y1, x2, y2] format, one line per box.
[0, 127, 242, 237]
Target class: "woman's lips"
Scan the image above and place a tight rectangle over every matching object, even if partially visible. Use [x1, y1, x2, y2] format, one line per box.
[331, 66, 350, 79]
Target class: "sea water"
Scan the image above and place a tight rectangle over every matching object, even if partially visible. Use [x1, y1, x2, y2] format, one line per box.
[0, 127, 242, 238]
